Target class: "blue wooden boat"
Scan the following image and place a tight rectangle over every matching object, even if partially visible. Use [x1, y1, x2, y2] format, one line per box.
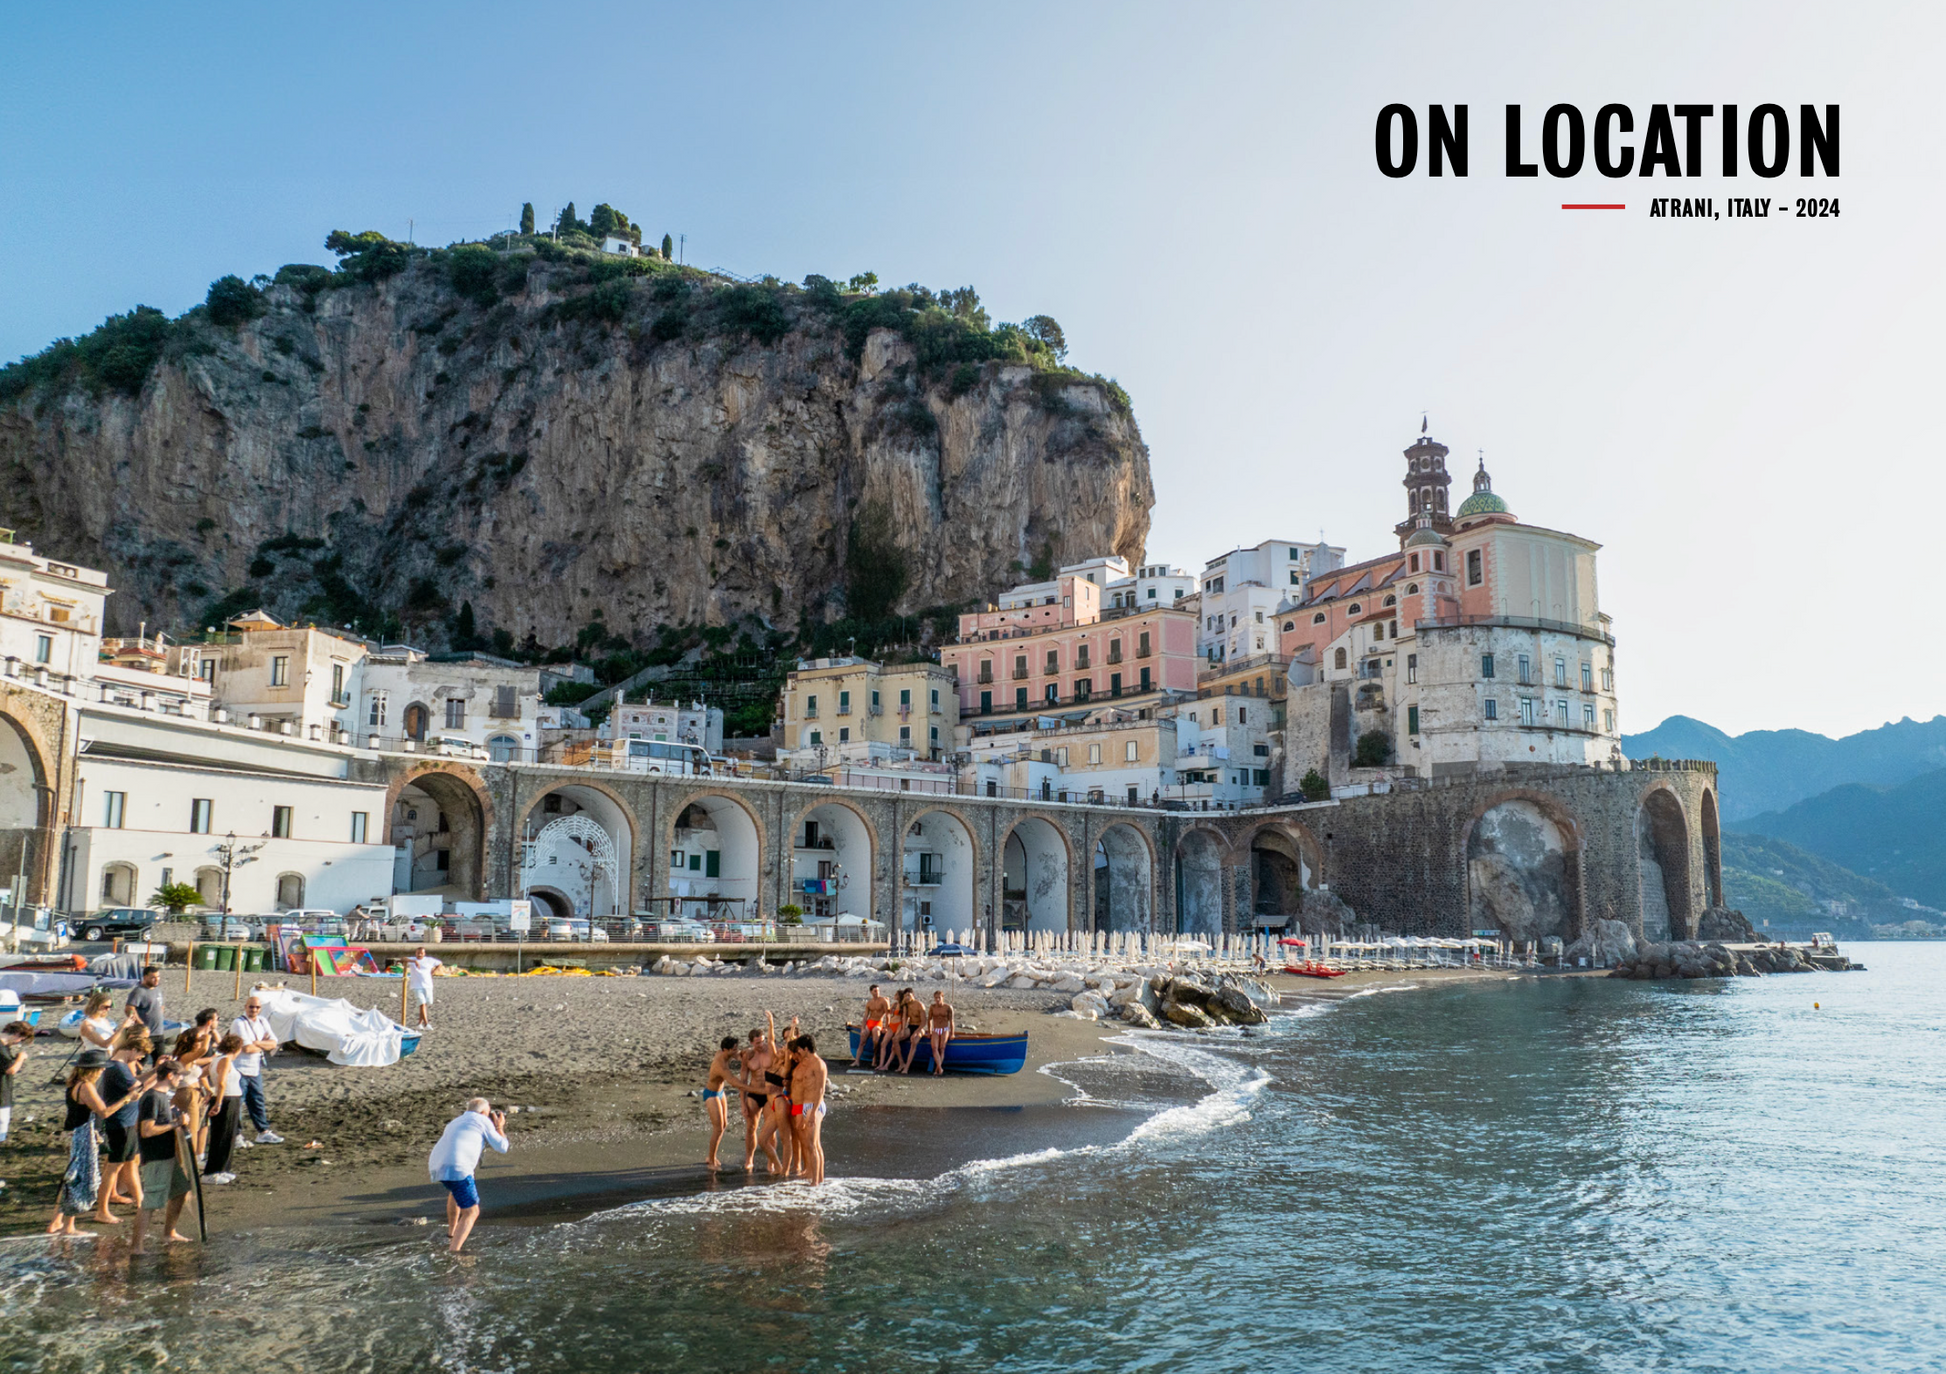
[846, 1024, 1027, 1075]
[399, 1031, 423, 1058]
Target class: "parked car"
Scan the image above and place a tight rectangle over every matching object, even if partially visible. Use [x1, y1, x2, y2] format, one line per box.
[201, 915, 261, 941]
[78, 907, 166, 943]
[279, 909, 348, 937]
[542, 917, 609, 942]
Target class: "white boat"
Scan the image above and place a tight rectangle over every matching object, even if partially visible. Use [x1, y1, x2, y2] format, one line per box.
[253, 987, 418, 1067]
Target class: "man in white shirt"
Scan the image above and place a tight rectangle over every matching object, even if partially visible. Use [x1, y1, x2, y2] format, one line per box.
[228, 995, 284, 1145]
[405, 947, 442, 1029]
[427, 1097, 509, 1253]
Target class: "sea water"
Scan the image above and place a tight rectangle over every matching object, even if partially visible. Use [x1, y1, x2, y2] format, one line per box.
[4, 945, 1946, 1372]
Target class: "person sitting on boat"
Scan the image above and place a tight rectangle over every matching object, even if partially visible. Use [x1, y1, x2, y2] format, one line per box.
[926, 991, 955, 1077]
[859, 985, 891, 1068]
[895, 990, 927, 1075]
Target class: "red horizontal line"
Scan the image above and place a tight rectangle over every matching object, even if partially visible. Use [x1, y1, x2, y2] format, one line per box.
[1562, 204, 1625, 210]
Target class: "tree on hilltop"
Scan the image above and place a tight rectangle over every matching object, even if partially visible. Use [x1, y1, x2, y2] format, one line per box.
[1023, 315, 1067, 362]
[520, 202, 535, 235]
[661, 232, 674, 260]
[205, 275, 265, 327]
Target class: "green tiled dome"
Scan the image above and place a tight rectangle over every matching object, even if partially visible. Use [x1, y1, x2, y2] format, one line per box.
[1456, 488, 1509, 517]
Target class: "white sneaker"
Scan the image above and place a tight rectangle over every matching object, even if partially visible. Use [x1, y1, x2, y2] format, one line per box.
[255, 1130, 285, 1145]
[207, 1172, 236, 1185]
[236, 1137, 254, 1148]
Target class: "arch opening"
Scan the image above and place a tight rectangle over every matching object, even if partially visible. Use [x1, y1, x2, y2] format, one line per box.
[526, 887, 574, 922]
[1092, 823, 1152, 933]
[1638, 790, 1694, 941]
[904, 810, 974, 935]
[668, 794, 760, 920]
[1468, 800, 1578, 944]
[791, 802, 874, 924]
[1700, 789, 1723, 909]
[0, 716, 47, 902]
[1003, 818, 1069, 933]
[392, 772, 487, 902]
[1175, 829, 1225, 935]
[98, 861, 139, 908]
[1249, 828, 1314, 930]
[521, 784, 634, 919]
[275, 873, 306, 909]
[193, 866, 223, 910]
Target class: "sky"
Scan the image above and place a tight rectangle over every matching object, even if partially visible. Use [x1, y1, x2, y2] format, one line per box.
[1, 1, 1937, 740]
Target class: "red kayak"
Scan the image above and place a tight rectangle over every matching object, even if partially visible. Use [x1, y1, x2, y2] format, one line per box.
[1283, 961, 1349, 979]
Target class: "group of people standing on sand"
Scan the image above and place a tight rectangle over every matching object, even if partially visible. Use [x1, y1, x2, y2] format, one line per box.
[703, 1011, 829, 1184]
[858, 984, 954, 1075]
[42, 980, 287, 1246]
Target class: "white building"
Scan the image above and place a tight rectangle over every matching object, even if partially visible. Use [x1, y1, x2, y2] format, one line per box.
[601, 236, 638, 257]
[360, 647, 555, 760]
[1197, 539, 1344, 664]
[201, 612, 367, 742]
[603, 696, 724, 754]
[1107, 562, 1198, 611]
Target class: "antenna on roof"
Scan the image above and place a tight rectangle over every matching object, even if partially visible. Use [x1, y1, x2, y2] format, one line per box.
[1420, 412, 1428, 434]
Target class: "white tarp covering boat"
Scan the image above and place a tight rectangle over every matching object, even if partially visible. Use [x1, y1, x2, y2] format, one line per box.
[256, 987, 409, 1067]
[0, 969, 133, 998]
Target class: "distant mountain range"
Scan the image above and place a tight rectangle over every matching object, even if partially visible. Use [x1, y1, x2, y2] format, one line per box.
[1720, 831, 1932, 937]
[1622, 714, 1946, 821]
[1733, 769, 1946, 910]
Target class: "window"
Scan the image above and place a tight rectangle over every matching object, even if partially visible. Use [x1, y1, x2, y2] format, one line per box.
[33, 633, 53, 665]
[1407, 654, 1418, 684]
[331, 663, 347, 705]
[1108, 639, 1123, 663]
[1519, 698, 1535, 726]
[445, 699, 465, 729]
[1602, 666, 1614, 691]
[1110, 672, 1122, 697]
[1045, 684, 1058, 704]
[806, 694, 819, 717]
[270, 655, 289, 686]
[1015, 687, 1028, 710]
[1409, 554, 1420, 573]
[979, 692, 991, 716]
[351, 811, 368, 843]
[1290, 570, 1300, 585]
[1433, 552, 1445, 572]
[930, 688, 939, 708]
[1137, 631, 1151, 658]
[277, 874, 303, 908]
[1553, 657, 1567, 687]
[1408, 705, 1420, 734]
[1382, 595, 1395, 608]
[199, 658, 216, 684]
[1045, 649, 1059, 675]
[838, 690, 851, 715]
[1556, 700, 1570, 727]
[1076, 678, 1092, 700]
[689, 853, 702, 871]
[1056, 748, 1069, 767]
[1148, 587, 1158, 598]
[870, 690, 881, 713]
[1125, 740, 1139, 762]
[1604, 708, 1615, 732]
[1580, 663, 1593, 692]
[1584, 703, 1597, 728]
[809, 729, 823, 744]
[1139, 666, 1151, 690]
[1484, 698, 1499, 721]
[899, 688, 910, 708]
[493, 684, 518, 718]
[1313, 612, 1326, 625]
[1334, 648, 1348, 670]
[930, 725, 939, 744]
[1373, 622, 1385, 641]
[1211, 708, 1222, 725]
[1517, 654, 1532, 684]
[103, 791, 125, 828]
[1089, 743, 1102, 764]
[189, 798, 213, 833]
[1253, 769, 1270, 786]
[1253, 743, 1269, 756]
[1348, 603, 1362, 615]
[369, 694, 387, 727]
[899, 725, 911, 744]
[1076, 645, 1090, 669]
[838, 727, 850, 743]
[1467, 549, 1483, 585]
[1237, 706, 1247, 724]
[272, 805, 293, 838]
[1481, 653, 1495, 679]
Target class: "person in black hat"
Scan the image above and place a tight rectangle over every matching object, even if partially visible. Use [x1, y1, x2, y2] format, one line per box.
[46, 1047, 152, 1235]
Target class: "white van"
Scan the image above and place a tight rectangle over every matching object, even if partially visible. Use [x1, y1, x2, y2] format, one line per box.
[622, 740, 717, 776]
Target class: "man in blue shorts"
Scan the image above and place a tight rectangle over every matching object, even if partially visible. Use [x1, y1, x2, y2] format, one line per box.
[426, 1097, 509, 1253]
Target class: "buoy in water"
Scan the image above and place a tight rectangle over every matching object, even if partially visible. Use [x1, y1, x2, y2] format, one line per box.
[1814, 1002, 1821, 1009]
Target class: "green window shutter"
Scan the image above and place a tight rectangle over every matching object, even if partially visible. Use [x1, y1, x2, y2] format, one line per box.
[688, 853, 702, 871]
[1408, 705, 1420, 735]
[705, 850, 721, 877]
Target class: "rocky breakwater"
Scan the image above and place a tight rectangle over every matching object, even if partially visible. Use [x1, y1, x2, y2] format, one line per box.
[1610, 939, 1841, 980]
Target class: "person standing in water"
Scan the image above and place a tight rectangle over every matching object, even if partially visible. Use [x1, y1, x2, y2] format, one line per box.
[46, 1048, 152, 1234]
[427, 1097, 510, 1254]
[703, 1035, 740, 1170]
[737, 1027, 779, 1175]
[926, 990, 956, 1075]
[763, 1011, 799, 1177]
[789, 1035, 829, 1185]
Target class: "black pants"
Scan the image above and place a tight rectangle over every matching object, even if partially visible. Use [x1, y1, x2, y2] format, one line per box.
[204, 1097, 241, 1175]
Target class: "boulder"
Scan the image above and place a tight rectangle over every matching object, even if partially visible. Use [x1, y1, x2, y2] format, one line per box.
[1107, 984, 1142, 1008]
[1162, 1000, 1213, 1030]
[1212, 987, 1269, 1024]
[1051, 974, 1087, 994]
[1072, 992, 1111, 1019]
[1006, 975, 1038, 990]
[1698, 907, 1759, 942]
[978, 966, 1013, 988]
[1120, 1002, 1162, 1030]
[1296, 887, 1356, 937]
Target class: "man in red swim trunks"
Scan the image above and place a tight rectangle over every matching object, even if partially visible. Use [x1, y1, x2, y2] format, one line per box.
[788, 1034, 829, 1185]
[859, 985, 890, 1069]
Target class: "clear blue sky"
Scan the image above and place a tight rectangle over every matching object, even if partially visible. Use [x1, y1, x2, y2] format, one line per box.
[2, 1, 1936, 738]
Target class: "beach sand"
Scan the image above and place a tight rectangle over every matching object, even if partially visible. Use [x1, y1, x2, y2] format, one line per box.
[0, 962, 1522, 1235]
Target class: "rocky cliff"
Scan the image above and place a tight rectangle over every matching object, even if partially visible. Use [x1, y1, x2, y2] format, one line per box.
[0, 247, 1153, 650]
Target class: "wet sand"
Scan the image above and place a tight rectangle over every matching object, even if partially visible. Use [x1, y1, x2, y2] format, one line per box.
[0, 963, 1522, 1236]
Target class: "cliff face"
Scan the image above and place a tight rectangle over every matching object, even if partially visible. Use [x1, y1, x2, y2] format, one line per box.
[0, 258, 1152, 647]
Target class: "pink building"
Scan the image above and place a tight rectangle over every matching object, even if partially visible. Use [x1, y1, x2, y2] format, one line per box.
[941, 574, 1199, 721]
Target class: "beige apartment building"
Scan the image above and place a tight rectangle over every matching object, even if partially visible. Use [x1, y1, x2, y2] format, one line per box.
[200, 611, 368, 742]
[778, 657, 960, 763]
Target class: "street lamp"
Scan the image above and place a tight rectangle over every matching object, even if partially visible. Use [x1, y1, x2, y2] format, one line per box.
[212, 831, 264, 918]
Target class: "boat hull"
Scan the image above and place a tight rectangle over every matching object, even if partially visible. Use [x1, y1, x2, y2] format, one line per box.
[846, 1025, 1026, 1075]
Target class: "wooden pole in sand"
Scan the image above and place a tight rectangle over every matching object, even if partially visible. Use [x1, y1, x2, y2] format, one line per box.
[310, 958, 317, 997]
[185, 941, 195, 996]
[234, 950, 244, 1000]
[401, 961, 409, 1026]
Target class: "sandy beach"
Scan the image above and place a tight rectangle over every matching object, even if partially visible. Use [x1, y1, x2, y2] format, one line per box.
[0, 962, 1520, 1236]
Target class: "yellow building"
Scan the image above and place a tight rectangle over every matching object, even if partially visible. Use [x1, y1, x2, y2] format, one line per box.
[778, 657, 959, 763]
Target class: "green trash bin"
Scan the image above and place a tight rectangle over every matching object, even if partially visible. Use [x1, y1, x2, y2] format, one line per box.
[241, 945, 265, 973]
[196, 944, 221, 971]
[213, 945, 236, 972]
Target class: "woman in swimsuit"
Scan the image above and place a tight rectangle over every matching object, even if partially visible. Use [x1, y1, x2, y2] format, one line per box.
[760, 1012, 798, 1176]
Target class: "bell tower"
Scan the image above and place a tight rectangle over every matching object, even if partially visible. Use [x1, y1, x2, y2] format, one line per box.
[1395, 416, 1453, 539]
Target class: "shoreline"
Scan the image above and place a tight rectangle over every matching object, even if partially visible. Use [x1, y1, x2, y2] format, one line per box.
[0, 964, 1518, 1237]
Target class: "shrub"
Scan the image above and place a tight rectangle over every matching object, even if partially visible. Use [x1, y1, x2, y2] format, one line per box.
[845, 502, 908, 620]
[1022, 314, 1066, 361]
[717, 284, 790, 344]
[148, 882, 205, 914]
[1299, 768, 1330, 802]
[446, 244, 500, 305]
[205, 275, 265, 327]
[1353, 730, 1394, 768]
[325, 229, 413, 282]
[555, 280, 632, 325]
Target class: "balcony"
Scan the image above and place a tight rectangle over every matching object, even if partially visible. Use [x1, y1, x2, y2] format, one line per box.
[837, 705, 852, 716]
[1011, 667, 1029, 680]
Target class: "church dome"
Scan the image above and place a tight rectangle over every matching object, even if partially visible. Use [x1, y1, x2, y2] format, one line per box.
[1403, 523, 1448, 548]
[1456, 488, 1509, 517]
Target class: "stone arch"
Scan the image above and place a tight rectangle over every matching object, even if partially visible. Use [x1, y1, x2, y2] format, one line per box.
[1001, 814, 1070, 933]
[1637, 786, 1694, 941]
[274, 872, 306, 909]
[1175, 825, 1228, 936]
[1246, 820, 1321, 926]
[193, 866, 223, 909]
[387, 763, 493, 903]
[786, 795, 876, 923]
[98, 860, 139, 908]
[402, 701, 431, 742]
[526, 886, 574, 922]
[517, 781, 638, 918]
[1700, 788, 1723, 909]
[0, 706, 56, 904]
[663, 789, 763, 919]
[1093, 821, 1153, 934]
[903, 807, 978, 936]
[1465, 792, 1583, 944]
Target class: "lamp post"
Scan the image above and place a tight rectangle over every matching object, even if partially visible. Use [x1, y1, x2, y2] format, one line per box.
[212, 832, 264, 919]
